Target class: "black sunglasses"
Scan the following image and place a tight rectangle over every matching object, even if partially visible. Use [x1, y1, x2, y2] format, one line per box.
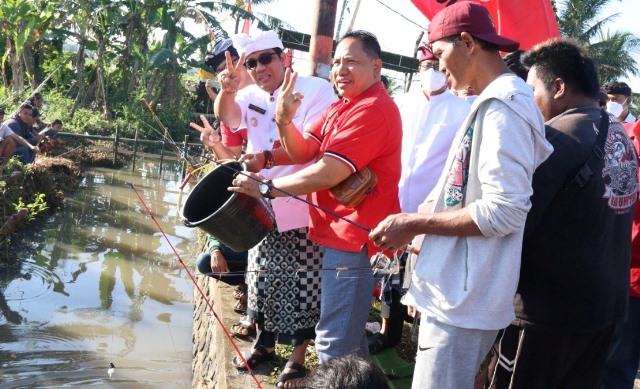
[244, 52, 278, 70]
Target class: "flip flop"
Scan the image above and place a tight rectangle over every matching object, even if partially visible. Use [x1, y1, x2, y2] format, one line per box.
[275, 361, 307, 388]
[232, 345, 275, 371]
[233, 297, 247, 314]
[231, 318, 256, 339]
[233, 285, 248, 300]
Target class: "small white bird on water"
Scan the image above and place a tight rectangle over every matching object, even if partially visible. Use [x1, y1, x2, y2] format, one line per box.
[108, 362, 116, 378]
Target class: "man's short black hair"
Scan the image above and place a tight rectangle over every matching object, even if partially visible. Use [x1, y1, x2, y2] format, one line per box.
[603, 81, 632, 97]
[300, 354, 390, 389]
[503, 50, 528, 81]
[52, 119, 63, 127]
[339, 30, 381, 60]
[443, 34, 500, 52]
[0, 106, 5, 115]
[521, 39, 599, 99]
[19, 102, 34, 111]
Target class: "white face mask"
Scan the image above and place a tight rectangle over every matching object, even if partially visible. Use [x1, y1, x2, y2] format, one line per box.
[420, 68, 447, 93]
[606, 101, 625, 117]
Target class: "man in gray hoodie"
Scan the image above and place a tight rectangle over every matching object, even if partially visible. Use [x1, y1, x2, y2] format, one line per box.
[368, 3, 553, 388]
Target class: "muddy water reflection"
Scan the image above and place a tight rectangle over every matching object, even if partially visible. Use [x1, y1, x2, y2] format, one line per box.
[0, 160, 196, 388]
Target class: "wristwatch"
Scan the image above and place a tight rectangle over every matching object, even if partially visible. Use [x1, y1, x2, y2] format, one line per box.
[258, 179, 274, 199]
[263, 149, 275, 169]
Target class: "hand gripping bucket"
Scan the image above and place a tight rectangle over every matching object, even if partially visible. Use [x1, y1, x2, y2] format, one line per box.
[181, 160, 275, 252]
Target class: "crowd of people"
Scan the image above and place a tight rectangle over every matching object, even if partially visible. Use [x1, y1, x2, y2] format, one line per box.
[0, 93, 65, 174]
[191, 2, 640, 389]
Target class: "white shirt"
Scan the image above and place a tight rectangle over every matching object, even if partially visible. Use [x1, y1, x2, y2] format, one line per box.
[624, 111, 636, 124]
[0, 123, 14, 140]
[395, 87, 471, 213]
[235, 75, 336, 231]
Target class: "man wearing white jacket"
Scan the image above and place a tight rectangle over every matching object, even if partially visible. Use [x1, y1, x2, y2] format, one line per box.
[369, 3, 553, 388]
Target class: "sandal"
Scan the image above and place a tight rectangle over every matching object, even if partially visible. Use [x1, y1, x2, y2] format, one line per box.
[275, 361, 307, 388]
[231, 318, 256, 339]
[233, 284, 248, 300]
[368, 332, 389, 355]
[232, 345, 275, 371]
[233, 295, 247, 314]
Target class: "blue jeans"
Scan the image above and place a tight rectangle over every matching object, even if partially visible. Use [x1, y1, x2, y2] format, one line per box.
[14, 146, 35, 164]
[600, 296, 640, 389]
[315, 246, 376, 363]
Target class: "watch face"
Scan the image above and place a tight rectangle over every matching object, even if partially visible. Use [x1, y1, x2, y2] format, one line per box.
[259, 182, 269, 196]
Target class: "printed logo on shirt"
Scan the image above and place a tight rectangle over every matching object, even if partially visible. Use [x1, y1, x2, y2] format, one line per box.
[248, 104, 266, 115]
[602, 120, 639, 213]
[444, 125, 474, 209]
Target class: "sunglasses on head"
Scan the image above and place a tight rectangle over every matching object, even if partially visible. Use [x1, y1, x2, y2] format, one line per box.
[244, 52, 278, 70]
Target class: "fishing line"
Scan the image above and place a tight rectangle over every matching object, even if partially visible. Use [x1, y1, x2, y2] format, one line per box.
[159, 303, 189, 389]
[155, 136, 374, 232]
[127, 183, 264, 389]
[138, 107, 418, 251]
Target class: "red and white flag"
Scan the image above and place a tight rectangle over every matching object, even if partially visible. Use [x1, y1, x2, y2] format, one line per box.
[410, 0, 560, 50]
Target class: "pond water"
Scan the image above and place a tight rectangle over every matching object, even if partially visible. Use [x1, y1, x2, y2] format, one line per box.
[0, 159, 197, 388]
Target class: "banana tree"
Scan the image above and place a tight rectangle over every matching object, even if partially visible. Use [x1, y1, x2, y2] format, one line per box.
[0, 0, 57, 96]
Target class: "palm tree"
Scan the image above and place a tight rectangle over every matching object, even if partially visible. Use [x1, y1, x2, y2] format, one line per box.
[555, 0, 639, 83]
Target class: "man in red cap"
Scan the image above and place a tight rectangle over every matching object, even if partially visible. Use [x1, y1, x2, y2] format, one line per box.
[369, 2, 553, 388]
[367, 43, 471, 355]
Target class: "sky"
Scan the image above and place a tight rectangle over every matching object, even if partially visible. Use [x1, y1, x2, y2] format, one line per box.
[247, 0, 639, 91]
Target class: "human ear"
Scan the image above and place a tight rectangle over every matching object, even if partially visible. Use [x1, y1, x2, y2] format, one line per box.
[553, 78, 565, 99]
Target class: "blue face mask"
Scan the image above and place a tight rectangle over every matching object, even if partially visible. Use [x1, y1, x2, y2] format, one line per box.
[465, 95, 477, 105]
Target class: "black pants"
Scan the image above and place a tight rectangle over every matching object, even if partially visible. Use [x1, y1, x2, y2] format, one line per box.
[492, 323, 615, 389]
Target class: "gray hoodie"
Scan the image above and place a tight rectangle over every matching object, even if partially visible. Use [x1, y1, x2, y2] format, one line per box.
[402, 73, 553, 330]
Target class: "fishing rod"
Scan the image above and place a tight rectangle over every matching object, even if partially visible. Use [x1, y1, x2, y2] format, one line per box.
[140, 117, 420, 256]
[127, 182, 264, 389]
[0, 64, 63, 107]
[142, 99, 200, 169]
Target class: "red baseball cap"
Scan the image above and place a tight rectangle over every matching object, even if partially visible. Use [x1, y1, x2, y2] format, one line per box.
[418, 41, 438, 62]
[427, 2, 520, 53]
[417, 41, 437, 62]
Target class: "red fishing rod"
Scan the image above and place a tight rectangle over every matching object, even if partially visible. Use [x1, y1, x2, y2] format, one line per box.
[127, 183, 264, 389]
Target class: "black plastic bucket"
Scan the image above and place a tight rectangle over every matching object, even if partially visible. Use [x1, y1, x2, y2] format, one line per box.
[182, 161, 275, 252]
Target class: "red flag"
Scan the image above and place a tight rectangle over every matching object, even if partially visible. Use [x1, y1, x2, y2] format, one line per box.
[410, 0, 560, 51]
[242, 0, 252, 34]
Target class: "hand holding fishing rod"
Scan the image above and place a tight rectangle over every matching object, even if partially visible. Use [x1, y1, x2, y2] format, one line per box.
[369, 213, 423, 254]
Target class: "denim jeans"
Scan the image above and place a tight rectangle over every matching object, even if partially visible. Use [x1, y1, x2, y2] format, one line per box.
[315, 246, 376, 363]
[601, 296, 640, 389]
[14, 146, 35, 164]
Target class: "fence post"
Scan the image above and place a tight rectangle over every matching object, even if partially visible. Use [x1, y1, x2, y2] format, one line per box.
[182, 135, 189, 180]
[132, 126, 139, 172]
[113, 126, 119, 166]
[159, 129, 167, 175]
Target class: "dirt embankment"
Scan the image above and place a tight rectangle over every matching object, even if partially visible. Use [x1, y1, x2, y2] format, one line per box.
[0, 140, 128, 249]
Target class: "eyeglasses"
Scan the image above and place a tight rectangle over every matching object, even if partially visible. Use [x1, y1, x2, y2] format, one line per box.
[419, 61, 439, 72]
[244, 52, 278, 70]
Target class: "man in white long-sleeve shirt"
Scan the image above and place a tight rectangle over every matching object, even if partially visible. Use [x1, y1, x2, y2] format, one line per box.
[369, 3, 553, 388]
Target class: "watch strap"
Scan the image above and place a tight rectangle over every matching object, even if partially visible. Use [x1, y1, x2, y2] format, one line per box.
[263, 149, 275, 169]
[261, 179, 274, 199]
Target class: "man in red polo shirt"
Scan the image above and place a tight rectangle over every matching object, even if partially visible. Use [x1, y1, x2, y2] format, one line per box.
[231, 30, 402, 362]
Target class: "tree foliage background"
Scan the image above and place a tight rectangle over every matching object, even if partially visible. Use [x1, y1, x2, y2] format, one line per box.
[0, 0, 638, 142]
